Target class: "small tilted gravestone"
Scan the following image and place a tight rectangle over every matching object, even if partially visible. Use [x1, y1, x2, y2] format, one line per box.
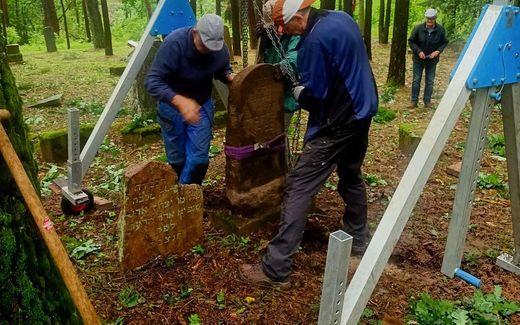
[118, 161, 203, 270]
[27, 94, 63, 108]
[39, 124, 94, 163]
[6, 44, 23, 63]
[399, 122, 427, 156]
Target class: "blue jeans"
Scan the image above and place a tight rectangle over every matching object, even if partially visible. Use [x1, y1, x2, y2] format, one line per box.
[157, 99, 213, 185]
[411, 59, 437, 104]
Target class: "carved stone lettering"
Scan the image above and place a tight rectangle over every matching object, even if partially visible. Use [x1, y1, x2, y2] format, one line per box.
[225, 64, 286, 216]
[119, 161, 203, 270]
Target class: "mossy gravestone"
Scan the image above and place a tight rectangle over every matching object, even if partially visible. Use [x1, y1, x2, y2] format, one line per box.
[219, 64, 285, 233]
[6, 44, 23, 63]
[119, 161, 203, 270]
[399, 122, 427, 156]
[39, 124, 94, 163]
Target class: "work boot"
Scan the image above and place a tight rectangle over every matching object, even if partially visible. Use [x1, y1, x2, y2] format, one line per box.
[351, 240, 369, 256]
[424, 102, 432, 109]
[408, 101, 418, 109]
[239, 263, 291, 289]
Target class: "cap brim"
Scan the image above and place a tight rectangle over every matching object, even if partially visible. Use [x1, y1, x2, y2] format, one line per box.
[202, 39, 224, 51]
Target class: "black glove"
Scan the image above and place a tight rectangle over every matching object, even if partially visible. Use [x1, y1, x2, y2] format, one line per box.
[255, 22, 266, 38]
[273, 64, 284, 81]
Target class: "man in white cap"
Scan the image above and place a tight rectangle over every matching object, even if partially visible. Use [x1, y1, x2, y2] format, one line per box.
[408, 8, 448, 108]
[240, 0, 378, 287]
[146, 14, 233, 185]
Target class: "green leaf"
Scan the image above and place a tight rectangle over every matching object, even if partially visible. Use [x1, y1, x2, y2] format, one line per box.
[118, 286, 142, 308]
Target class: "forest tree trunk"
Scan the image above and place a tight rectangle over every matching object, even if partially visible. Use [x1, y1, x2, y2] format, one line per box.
[0, 34, 81, 325]
[321, 0, 335, 10]
[344, 0, 353, 16]
[381, 0, 391, 44]
[42, 0, 60, 34]
[100, 0, 113, 56]
[82, 0, 92, 42]
[378, 0, 384, 43]
[358, 0, 365, 35]
[386, 0, 409, 85]
[363, 0, 372, 60]
[231, 0, 241, 56]
[85, 0, 104, 48]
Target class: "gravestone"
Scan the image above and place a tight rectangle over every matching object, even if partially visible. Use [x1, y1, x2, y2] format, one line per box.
[220, 64, 285, 232]
[6, 44, 23, 63]
[399, 122, 427, 156]
[43, 26, 57, 53]
[39, 124, 94, 163]
[119, 161, 203, 270]
[130, 39, 161, 117]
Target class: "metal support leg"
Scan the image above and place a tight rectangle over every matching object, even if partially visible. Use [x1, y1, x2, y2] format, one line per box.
[318, 231, 352, 325]
[62, 107, 88, 205]
[441, 88, 494, 277]
[496, 83, 520, 274]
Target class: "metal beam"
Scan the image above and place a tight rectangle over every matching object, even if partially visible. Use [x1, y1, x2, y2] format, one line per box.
[339, 5, 502, 325]
[441, 88, 495, 277]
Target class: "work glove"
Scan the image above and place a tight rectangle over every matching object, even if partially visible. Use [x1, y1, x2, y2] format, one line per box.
[255, 22, 266, 38]
[273, 64, 284, 81]
[292, 86, 305, 100]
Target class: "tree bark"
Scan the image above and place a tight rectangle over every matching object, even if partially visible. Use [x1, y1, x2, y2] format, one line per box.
[216, 0, 222, 16]
[248, 0, 258, 50]
[321, 0, 335, 10]
[344, 0, 353, 16]
[378, 0, 384, 43]
[386, 0, 409, 86]
[42, 0, 60, 34]
[82, 0, 91, 42]
[0, 33, 81, 325]
[231, 0, 241, 56]
[363, 0, 372, 60]
[100, 0, 113, 56]
[190, 0, 197, 17]
[381, 0, 391, 44]
[143, 0, 153, 18]
[59, 0, 70, 49]
[358, 0, 365, 35]
[85, 0, 104, 48]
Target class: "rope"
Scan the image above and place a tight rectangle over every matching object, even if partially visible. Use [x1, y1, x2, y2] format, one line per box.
[224, 133, 286, 160]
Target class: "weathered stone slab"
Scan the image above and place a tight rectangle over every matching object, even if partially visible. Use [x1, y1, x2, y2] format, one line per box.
[6, 44, 23, 63]
[225, 64, 285, 218]
[399, 122, 427, 156]
[447, 161, 462, 177]
[130, 39, 161, 117]
[119, 161, 203, 270]
[39, 124, 94, 163]
[109, 66, 126, 76]
[27, 94, 63, 108]
[121, 123, 161, 145]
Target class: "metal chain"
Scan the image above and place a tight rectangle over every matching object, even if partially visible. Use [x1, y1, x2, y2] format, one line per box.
[241, 0, 249, 68]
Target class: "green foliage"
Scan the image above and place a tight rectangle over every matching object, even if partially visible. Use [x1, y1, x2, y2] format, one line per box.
[324, 180, 337, 191]
[406, 287, 520, 324]
[70, 98, 104, 115]
[477, 172, 506, 190]
[179, 286, 193, 300]
[100, 137, 121, 156]
[155, 152, 168, 163]
[363, 173, 388, 187]
[374, 107, 397, 124]
[70, 239, 101, 261]
[95, 164, 125, 196]
[429, 0, 490, 40]
[119, 286, 144, 308]
[209, 144, 222, 158]
[188, 314, 201, 325]
[463, 249, 482, 268]
[40, 164, 63, 196]
[220, 234, 251, 250]
[487, 134, 505, 157]
[121, 113, 156, 134]
[164, 255, 176, 269]
[6, 27, 20, 44]
[216, 289, 226, 309]
[191, 245, 205, 255]
[380, 84, 398, 103]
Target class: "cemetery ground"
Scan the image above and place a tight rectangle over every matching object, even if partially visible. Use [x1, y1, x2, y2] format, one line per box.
[11, 41, 520, 324]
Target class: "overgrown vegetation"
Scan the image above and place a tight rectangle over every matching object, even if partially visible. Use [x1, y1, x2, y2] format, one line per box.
[406, 286, 520, 324]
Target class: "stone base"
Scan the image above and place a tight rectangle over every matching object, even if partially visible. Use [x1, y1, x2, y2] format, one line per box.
[7, 53, 23, 63]
[226, 176, 285, 211]
[208, 208, 280, 235]
[496, 253, 520, 275]
[121, 124, 161, 145]
[39, 124, 94, 163]
[399, 123, 426, 156]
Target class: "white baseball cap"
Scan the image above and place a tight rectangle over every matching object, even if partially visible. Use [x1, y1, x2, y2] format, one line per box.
[425, 8, 437, 19]
[273, 0, 316, 27]
[196, 14, 225, 51]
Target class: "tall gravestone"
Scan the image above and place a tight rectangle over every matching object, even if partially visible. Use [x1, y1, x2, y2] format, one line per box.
[132, 39, 161, 117]
[221, 64, 285, 232]
[118, 161, 203, 270]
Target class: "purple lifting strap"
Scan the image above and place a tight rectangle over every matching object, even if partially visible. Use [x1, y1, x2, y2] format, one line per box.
[224, 133, 286, 160]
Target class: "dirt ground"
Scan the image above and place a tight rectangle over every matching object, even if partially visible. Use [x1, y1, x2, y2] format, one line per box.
[10, 40, 520, 324]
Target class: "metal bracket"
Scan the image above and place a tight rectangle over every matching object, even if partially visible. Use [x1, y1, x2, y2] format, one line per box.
[452, 4, 520, 89]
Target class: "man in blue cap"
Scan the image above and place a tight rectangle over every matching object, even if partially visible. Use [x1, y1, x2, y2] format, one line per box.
[146, 14, 233, 184]
[408, 8, 448, 108]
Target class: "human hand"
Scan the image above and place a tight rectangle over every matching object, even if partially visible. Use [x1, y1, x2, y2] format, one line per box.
[171, 95, 200, 124]
[418, 51, 426, 59]
[292, 86, 304, 100]
[255, 22, 266, 38]
[429, 51, 440, 59]
[273, 64, 283, 81]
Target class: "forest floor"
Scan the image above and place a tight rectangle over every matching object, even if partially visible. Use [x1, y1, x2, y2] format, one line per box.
[10, 39, 520, 324]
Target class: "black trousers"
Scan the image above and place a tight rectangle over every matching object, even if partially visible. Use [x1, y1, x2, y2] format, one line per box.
[262, 118, 371, 282]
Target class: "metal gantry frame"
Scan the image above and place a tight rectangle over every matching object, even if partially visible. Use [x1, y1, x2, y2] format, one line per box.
[317, 2, 520, 324]
[57, 0, 231, 205]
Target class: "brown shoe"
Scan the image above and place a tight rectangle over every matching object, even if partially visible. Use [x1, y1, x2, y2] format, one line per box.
[424, 102, 432, 108]
[239, 263, 291, 289]
[409, 101, 418, 108]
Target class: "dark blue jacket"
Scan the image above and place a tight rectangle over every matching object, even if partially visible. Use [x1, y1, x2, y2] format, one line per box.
[146, 27, 232, 111]
[297, 9, 378, 140]
[408, 23, 448, 64]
